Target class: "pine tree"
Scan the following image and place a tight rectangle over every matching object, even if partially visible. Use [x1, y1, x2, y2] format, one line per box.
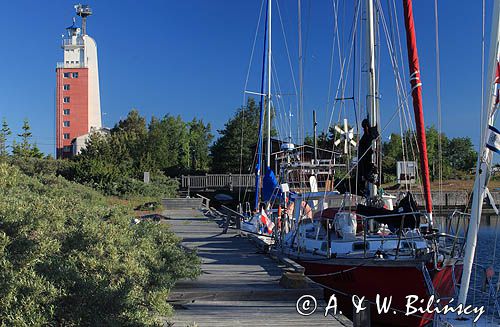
[12, 119, 34, 158]
[0, 118, 11, 159]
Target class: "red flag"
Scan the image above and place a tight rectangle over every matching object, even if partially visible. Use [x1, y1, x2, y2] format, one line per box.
[260, 208, 275, 234]
[496, 61, 500, 84]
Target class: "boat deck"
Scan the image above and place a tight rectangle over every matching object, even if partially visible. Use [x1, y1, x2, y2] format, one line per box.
[163, 208, 351, 326]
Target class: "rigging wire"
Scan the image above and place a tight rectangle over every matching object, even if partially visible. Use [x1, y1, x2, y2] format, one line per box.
[435, 0, 443, 217]
[240, 0, 266, 203]
[473, 0, 487, 315]
[275, 0, 299, 126]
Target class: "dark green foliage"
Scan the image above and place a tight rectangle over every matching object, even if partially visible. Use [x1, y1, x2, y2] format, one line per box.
[75, 109, 213, 187]
[67, 109, 212, 197]
[147, 115, 190, 176]
[0, 163, 201, 325]
[210, 98, 263, 174]
[11, 119, 43, 159]
[0, 117, 11, 160]
[134, 201, 162, 212]
[381, 126, 477, 182]
[188, 118, 213, 172]
[8, 156, 75, 177]
[444, 137, 477, 172]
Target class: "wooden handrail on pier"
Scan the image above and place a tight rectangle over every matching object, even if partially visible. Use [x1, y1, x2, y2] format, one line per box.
[181, 174, 255, 190]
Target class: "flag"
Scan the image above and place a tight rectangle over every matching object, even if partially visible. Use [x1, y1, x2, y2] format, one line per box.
[486, 125, 500, 154]
[262, 168, 279, 202]
[260, 208, 275, 234]
[496, 61, 500, 84]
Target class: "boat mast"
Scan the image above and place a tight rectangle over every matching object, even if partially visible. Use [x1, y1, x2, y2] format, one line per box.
[254, 0, 269, 211]
[402, 0, 433, 219]
[266, 0, 272, 169]
[458, 0, 500, 306]
[365, 0, 379, 198]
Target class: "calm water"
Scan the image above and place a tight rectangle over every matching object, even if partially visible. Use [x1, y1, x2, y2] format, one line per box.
[471, 218, 500, 324]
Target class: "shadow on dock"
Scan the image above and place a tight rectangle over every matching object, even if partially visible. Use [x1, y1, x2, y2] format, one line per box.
[163, 208, 351, 327]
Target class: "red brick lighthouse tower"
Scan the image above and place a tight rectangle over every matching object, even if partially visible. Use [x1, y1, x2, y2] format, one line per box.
[56, 4, 102, 159]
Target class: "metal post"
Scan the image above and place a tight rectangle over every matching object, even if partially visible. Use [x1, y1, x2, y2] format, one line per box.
[313, 110, 318, 164]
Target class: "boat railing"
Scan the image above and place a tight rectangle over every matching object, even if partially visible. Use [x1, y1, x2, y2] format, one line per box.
[280, 209, 470, 260]
[463, 263, 500, 319]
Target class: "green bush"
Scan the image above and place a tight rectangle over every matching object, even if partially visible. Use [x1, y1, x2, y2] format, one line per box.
[8, 156, 75, 177]
[67, 154, 178, 199]
[0, 163, 200, 326]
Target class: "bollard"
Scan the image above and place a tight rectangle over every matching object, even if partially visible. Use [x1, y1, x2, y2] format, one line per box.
[353, 299, 371, 327]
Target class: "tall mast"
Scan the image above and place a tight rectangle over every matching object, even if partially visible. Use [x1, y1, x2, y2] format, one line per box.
[365, 0, 379, 198]
[458, 0, 500, 306]
[266, 0, 272, 169]
[254, 1, 269, 211]
[402, 0, 433, 218]
[298, 0, 304, 146]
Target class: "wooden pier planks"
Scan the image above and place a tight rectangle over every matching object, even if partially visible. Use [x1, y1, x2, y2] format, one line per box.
[164, 209, 349, 326]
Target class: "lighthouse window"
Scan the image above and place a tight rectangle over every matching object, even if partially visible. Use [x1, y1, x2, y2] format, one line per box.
[72, 72, 79, 78]
[63, 109, 70, 115]
[63, 84, 70, 90]
[63, 121, 70, 127]
[63, 72, 70, 78]
[63, 133, 70, 140]
[63, 97, 70, 103]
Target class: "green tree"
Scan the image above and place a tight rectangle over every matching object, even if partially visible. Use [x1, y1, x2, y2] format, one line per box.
[112, 109, 149, 177]
[210, 98, 261, 173]
[12, 119, 42, 159]
[113, 108, 147, 136]
[188, 118, 213, 172]
[381, 133, 403, 182]
[0, 118, 11, 160]
[445, 137, 477, 172]
[147, 115, 190, 175]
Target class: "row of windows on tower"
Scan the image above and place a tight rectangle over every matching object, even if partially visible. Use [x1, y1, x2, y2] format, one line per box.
[63, 72, 79, 78]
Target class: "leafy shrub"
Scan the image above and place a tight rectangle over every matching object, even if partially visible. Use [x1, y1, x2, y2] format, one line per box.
[8, 156, 75, 177]
[0, 163, 200, 325]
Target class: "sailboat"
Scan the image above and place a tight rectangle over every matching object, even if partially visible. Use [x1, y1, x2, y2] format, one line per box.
[272, 0, 466, 326]
[240, 0, 279, 241]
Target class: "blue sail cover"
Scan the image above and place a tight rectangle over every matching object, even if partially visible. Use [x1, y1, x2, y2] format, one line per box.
[262, 167, 279, 202]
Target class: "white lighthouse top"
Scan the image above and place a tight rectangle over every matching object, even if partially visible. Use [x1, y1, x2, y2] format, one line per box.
[58, 18, 85, 69]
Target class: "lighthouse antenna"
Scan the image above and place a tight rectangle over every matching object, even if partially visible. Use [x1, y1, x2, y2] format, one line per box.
[75, 4, 92, 35]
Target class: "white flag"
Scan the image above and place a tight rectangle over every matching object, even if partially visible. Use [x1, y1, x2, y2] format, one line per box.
[486, 125, 500, 154]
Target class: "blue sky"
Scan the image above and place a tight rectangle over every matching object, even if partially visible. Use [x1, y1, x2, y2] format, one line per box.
[0, 0, 491, 156]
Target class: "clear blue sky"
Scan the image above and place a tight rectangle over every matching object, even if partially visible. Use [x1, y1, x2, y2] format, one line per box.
[0, 0, 492, 156]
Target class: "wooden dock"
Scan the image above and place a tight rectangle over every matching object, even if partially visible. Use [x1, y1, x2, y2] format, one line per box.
[163, 208, 351, 327]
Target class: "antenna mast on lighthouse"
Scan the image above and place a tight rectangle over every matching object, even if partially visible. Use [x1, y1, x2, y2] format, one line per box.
[75, 4, 92, 35]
